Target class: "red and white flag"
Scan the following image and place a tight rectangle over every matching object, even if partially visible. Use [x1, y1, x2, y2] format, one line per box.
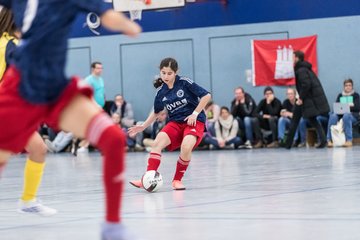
[251, 35, 318, 86]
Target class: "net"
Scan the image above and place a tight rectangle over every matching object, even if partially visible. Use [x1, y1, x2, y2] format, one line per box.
[130, 9, 143, 20]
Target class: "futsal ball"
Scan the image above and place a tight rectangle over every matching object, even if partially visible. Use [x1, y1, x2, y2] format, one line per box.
[141, 170, 163, 192]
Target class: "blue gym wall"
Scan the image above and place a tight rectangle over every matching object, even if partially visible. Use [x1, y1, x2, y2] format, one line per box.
[66, 1, 360, 120]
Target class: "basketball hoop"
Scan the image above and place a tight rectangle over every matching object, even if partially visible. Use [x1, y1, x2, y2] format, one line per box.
[114, 0, 185, 20]
[129, 0, 152, 20]
[130, 9, 143, 20]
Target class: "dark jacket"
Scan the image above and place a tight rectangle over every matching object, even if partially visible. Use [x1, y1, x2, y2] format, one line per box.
[336, 92, 360, 119]
[110, 101, 128, 117]
[294, 61, 330, 118]
[231, 93, 257, 119]
[255, 98, 282, 118]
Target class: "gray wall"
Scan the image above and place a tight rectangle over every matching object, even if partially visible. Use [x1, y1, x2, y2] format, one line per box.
[66, 15, 360, 121]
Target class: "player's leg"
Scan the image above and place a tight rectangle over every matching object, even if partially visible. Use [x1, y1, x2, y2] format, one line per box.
[129, 132, 171, 188]
[172, 121, 205, 190]
[58, 95, 130, 238]
[18, 132, 57, 216]
[0, 150, 11, 178]
[172, 135, 197, 190]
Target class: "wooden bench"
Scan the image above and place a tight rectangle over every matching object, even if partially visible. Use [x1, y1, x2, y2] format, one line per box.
[307, 121, 360, 146]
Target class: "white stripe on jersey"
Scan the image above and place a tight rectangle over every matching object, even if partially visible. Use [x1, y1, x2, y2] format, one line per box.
[22, 0, 39, 34]
[155, 84, 163, 93]
[179, 76, 194, 84]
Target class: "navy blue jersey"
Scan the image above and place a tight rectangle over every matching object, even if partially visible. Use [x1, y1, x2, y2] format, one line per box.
[154, 75, 209, 123]
[0, 0, 110, 103]
[5, 39, 16, 65]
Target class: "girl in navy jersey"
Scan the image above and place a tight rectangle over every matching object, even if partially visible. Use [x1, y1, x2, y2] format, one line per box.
[129, 58, 211, 190]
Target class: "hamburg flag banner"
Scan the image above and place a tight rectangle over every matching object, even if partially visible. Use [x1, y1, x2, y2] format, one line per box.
[251, 35, 318, 86]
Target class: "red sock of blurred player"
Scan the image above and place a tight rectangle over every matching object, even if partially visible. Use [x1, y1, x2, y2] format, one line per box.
[86, 113, 126, 223]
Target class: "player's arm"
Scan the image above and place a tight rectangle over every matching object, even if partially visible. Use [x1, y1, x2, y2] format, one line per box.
[141, 111, 159, 129]
[128, 111, 158, 137]
[193, 93, 211, 115]
[184, 93, 211, 126]
[73, 0, 141, 37]
[100, 10, 141, 37]
[183, 79, 212, 116]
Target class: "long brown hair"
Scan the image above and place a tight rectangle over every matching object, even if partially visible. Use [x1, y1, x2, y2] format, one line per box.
[0, 7, 16, 37]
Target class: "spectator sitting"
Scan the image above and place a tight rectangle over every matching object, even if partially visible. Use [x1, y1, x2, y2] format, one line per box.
[45, 131, 74, 153]
[278, 88, 300, 145]
[204, 101, 220, 136]
[203, 106, 242, 149]
[230, 87, 257, 149]
[141, 110, 168, 152]
[110, 94, 135, 128]
[253, 87, 282, 148]
[112, 112, 136, 150]
[327, 78, 360, 147]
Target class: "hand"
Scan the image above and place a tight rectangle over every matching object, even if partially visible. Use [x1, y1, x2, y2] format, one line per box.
[184, 114, 197, 126]
[263, 114, 271, 119]
[218, 139, 225, 148]
[296, 99, 303, 105]
[282, 111, 291, 118]
[349, 102, 354, 107]
[280, 110, 286, 117]
[128, 125, 145, 138]
[101, 10, 142, 37]
[240, 98, 245, 104]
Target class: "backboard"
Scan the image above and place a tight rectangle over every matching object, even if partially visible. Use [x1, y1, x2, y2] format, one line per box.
[113, 0, 185, 12]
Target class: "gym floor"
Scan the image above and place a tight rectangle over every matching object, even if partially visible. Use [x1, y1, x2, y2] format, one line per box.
[1, 148, 360, 240]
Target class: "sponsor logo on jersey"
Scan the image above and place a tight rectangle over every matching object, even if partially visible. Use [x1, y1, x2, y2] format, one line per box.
[166, 98, 188, 112]
[162, 96, 167, 101]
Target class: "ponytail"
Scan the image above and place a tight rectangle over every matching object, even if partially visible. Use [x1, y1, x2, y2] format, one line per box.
[153, 77, 163, 89]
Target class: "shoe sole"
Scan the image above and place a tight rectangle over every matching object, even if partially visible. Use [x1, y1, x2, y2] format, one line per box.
[172, 187, 186, 191]
[17, 209, 57, 217]
[129, 182, 143, 189]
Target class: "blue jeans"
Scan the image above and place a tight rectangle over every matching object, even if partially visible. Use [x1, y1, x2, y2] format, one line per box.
[238, 116, 254, 142]
[203, 136, 242, 149]
[206, 121, 216, 137]
[278, 117, 299, 141]
[299, 115, 328, 143]
[327, 113, 357, 141]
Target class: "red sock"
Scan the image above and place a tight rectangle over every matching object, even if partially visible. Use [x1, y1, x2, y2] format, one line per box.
[147, 152, 161, 171]
[173, 157, 190, 181]
[86, 113, 126, 223]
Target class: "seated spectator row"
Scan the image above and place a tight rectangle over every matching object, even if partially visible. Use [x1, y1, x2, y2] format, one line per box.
[202, 78, 359, 149]
[42, 78, 359, 153]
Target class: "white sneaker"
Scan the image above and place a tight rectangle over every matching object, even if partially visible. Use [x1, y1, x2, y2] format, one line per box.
[245, 140, 253, 149]
[77, 146, 89, 153]
[44, 139, 56, 153]
[101, 222, 143, 240]
[17, 199, 57, 217]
